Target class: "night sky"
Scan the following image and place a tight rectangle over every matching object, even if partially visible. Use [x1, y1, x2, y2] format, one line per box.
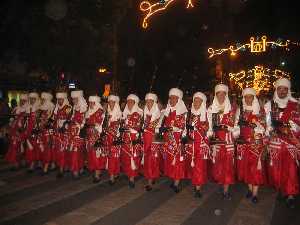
[0, 0, 299, 100]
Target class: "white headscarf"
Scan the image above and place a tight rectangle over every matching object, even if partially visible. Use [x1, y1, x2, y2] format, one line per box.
[211, 84, 231, 114]
[54, 92, 70, 114]
[144, 93, 161, 122]
[15, 94, 29, 115]
[71, 90, 88, 113]
[122, 94, 143, 118]
[108, 95, 122, 122]
[191, 92, 207, 121]
[164, 88, 188, 116]
[40, 92, 55, 117]
[86, 96, 102, 118]
[242, 88, 260, 115]
[26, 92, 40, 113]
[273, 78, 297, 108]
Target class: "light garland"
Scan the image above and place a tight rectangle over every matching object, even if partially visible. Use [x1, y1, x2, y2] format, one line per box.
[208, 36, 299, 58]
[229, 65, 291, 94]
[140, 0, 194, 29]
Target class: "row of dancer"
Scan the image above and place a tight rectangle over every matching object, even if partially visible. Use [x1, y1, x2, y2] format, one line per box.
[5, 78, 300, 208]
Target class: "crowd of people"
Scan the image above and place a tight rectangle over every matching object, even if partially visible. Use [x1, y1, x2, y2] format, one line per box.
[4, 78, 300, 209]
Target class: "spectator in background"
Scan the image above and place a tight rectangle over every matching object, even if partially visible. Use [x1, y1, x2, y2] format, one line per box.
[10, 99, 17, 111]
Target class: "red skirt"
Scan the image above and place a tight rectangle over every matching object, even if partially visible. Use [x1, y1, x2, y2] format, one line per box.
[108, 145, 121, 176]
[5, 138, 21, 164]
[25, 138, 37, 164]
[87, 148, 107, 171]
[121, 144, 142, 178]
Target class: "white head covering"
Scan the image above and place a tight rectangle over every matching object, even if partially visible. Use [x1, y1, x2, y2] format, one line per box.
[242, 88, 260, 115]
[26, 92, 40, 113]
[144, 93, 161, 122]
[211, 84, 231, 114]
[40, 92, 55, 117]
[164, 88, 188, 116]
[71, 90, 87, 113]
[273, 78, 297, 108]
[15, 94, 29, 115]
[191, 92, 207, 121]
[54, 92, 70, 113]
[20, 93, 28, 101]
[108, 95, 122, 122]
[86, 95, 102, 118]
[122, 94, 143, 118]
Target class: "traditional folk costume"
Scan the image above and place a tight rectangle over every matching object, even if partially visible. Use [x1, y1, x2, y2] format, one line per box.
[265, 78, 300, 208]
[5, 94, 29, 168]
[185, 92, 210, 197]
[236, 88, 266, 203]
[68, 90, 87, 178]
[85, 96, 105, 183]
[143, 93, 162, 191]
[162, 88, 187, 193]
[207, 84, 240, 199]
[53, 92, 72, 177]
[23, 92, 40, 171]
[106, 95, 122, 184]
[121, 94, 143, 188]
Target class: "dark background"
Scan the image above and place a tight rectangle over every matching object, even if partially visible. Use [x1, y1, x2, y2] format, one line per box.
[0, 0, 299, 101]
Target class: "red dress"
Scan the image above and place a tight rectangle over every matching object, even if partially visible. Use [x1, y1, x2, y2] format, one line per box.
[68, 110, 85, 172]
[143, 115, 162, 180]
[5, 110, 27, 164]
[267, 101, 300, 195]
[236, 110, 266, 185]
[185, 114, 210, 186]
[86, 109, 105, 171]
[121, 112, 143, 178]
[163, 110, 186, 180]
[53, 105, 72, 168]
[106, 119, 121, 176]
[208, 107, 237, 185]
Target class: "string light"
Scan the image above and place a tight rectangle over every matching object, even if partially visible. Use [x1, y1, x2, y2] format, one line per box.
[208, 36, 299, 58]
[229, 65, 291, 94]
[140, 0, 194, 29]
[98, 67, 107, 73]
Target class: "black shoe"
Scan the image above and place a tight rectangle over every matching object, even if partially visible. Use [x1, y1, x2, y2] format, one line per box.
[73, 174, 80, 180]
[251, 196, 258, 204]
[145, 185, 153, 192]
[286, 198, 295, 209]
[93, 177, 101, 183]
[169, 182, 175, 189]
[246, 190, 253, 199]
[56, 172, 63, 178]
[195, 190, 202, 198]
[109, 180, 115, 186]
[40, 170, 49, 176]
[129, 181, 135, 188]
[10, 166, 18, 171]
[27, 168, 34, 173]
[223, 192, 232, 200]
[173, 185, 180, 193]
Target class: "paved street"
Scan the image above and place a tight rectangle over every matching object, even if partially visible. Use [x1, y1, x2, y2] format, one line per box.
[0, 158, 299, 225]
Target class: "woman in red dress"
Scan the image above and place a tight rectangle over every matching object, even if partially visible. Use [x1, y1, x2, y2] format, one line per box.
[39, 92, 55, 175]
[236, 88, 266, 203]
[5, 93, 28, 169]
[106, 95, 122, 185]
[143, 93, 162, 191]
[68, 90, 87, 179]
[121, 94, 143, 188]
[85, 95, 105, 183]
[161, 88, 187, 193]
[207, 84, 240, 199]
[185, 92, 209, 198]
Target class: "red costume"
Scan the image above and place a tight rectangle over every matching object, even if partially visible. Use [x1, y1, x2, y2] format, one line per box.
[121, 112, 143, 178]
[86, 108, 105, 171]
[185, 113, 209, 186]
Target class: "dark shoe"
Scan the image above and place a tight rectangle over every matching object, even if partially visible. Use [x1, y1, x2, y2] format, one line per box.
[286, 198, 295, 209]
[129, 181, 135, 188]
[93, 177, 101, 183]
[10, 166, 18, 171]
[173, 185, 180, 193]
[27, 168, 34, 173]
[40, 170, 49, 176]
[251, 196, 258, 204]
[169, 182, 175, 189]
[223, 192, 232, 200]
[195, 190, 202, 198]
[109, 180, 115, 186]
[73, 174, 80, 180]
[56, 172, 63, 178]
[145, 185, 153, 192]
[246, 190, 253, 199]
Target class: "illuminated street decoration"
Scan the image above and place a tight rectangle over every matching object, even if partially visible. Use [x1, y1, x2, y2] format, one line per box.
[140, 0, 194, 29]
[208, 36, 299, 58]
[229, 65, 291, 94]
